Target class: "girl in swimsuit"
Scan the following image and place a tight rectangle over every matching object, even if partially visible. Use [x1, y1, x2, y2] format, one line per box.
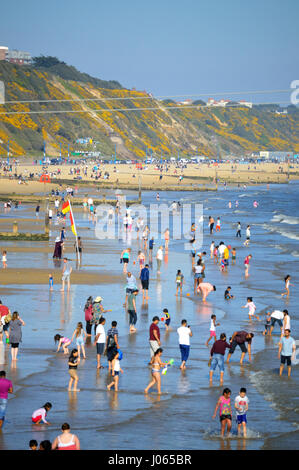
[54, 334, 71, 354]
[144, 348, 169, 395]
[281, 275, 293, 298]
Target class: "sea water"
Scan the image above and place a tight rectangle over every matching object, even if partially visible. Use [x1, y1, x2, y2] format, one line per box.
[0, 182, 298, 450]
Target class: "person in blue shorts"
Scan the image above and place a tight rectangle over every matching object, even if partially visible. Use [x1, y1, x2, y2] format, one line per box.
[234, 387, 249, 437]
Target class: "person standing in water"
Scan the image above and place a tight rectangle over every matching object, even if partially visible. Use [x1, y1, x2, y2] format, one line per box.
[212, 388, 232, 437]
[144, 348, 169, 395]
[177, 320, 192, 369]
[244, 225, 251, 246]
[278, 329, 296, 378]
[61, 258, 72, 292]
[236, 222, 241, 238]
[281, 275, 294, 298]
[244, 254, 252, 277]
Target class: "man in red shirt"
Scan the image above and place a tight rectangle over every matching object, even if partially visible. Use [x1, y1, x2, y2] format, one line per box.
[149, 316, 161, 359]
[0, 300, 11, 343]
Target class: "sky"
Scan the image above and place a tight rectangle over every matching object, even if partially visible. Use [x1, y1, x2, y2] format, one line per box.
[1, 0, 298, 104]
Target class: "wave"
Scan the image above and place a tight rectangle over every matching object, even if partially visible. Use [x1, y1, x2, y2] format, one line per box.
[262, 224, 299, 241]
[271, 214, 299, 225]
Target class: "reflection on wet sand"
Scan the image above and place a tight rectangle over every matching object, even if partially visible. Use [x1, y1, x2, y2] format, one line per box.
[108, 391, 119, 410]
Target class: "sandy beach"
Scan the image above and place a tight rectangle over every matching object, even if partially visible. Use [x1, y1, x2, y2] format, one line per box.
[0, 162, 298, 198]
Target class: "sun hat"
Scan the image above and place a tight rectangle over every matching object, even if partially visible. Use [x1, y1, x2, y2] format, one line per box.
[94, 296, 103, 302]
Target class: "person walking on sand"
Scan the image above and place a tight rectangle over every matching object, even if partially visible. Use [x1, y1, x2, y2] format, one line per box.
[94, 317, 106, 369]
[149, 316, 161, 359]
[177, 320, 192, 369]
[68, 349, 80, 391]
[52, 423, 80, 450]
[278, 329, 296, 378]
[61, 258, 72, 292]
[2, 251, 7, 269]
[197, 283, 216, 302]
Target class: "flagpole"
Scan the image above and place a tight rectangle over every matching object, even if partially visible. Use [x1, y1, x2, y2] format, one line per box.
[68, 199, 80, 266]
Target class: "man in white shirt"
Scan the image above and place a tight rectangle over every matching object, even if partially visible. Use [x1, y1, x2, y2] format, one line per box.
[177, 319, 193, 369]
[218, 242, 227, 259]
[270, 310, 284, 336]
[94, 317, 106, 369]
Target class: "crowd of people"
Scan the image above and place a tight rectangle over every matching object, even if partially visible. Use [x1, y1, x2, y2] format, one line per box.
[0, 193, 297, 446]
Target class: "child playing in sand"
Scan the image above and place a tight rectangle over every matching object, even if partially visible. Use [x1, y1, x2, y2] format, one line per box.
[224, 286, 234, 300]
[107, 350, 123, 391]
[54, 334, 71, 354]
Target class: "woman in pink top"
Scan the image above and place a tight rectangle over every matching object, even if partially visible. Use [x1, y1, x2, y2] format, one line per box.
[197, 283, 216, 302]
[52, 423, 80, 450]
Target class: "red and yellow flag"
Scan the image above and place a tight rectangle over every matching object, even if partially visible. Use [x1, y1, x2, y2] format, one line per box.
[62, 201, 70, 214]
[62, 200, 77, 236]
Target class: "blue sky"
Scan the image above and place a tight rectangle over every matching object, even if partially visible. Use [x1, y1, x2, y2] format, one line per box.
[1, 0, 298, 104]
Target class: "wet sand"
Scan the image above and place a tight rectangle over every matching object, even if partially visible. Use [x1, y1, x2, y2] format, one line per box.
[0, 268, 122, 285]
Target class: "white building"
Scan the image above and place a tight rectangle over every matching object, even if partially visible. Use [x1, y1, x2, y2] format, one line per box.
[207, 98, 230, 107]
[238, 100, 252, 108]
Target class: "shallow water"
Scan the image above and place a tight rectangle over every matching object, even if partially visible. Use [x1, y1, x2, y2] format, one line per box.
[0, 182, 298, 450]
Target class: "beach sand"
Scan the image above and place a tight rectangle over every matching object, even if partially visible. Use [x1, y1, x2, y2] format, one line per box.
[0, 162, 298, 197]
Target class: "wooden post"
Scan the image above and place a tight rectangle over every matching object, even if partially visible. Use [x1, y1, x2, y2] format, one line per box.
[13, 221, 18, 234]
[138, 175, 142, 203]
